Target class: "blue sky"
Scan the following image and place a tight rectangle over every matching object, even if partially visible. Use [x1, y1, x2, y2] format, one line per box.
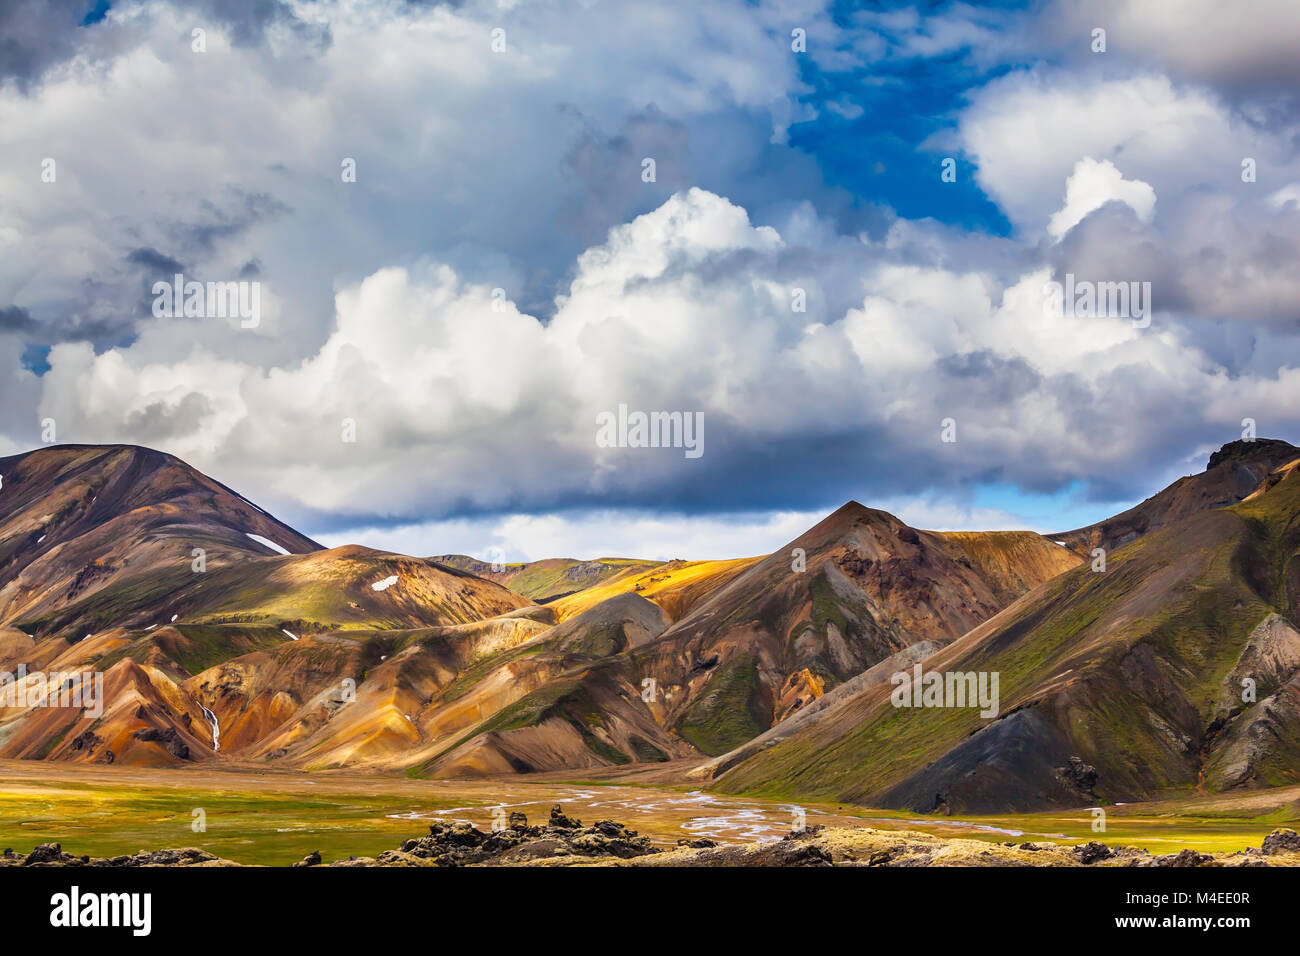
[1, 0, 1299, 560]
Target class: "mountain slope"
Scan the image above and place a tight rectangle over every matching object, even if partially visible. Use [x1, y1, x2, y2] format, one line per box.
[0, 444, 321, 638]
[1053, 438, 1298, 556]
[712, 454, 1300, 813]
[546, 557, 761, 622]
[613, 503, 1081, 757]
[408, 593, 695, 776]
[0, 445, 533, 767]
[432, 555, 659, 602]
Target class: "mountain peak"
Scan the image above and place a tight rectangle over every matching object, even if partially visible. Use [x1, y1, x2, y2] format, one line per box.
[1208, 437, 1297, 471]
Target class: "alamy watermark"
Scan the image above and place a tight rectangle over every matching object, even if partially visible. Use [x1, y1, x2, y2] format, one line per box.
[595, 403, 704, 459]
[0, 665, 104, 718]
[890, 664, 999, 718]
[152, 272, 260, 328]
[1042, 273, 1151, 328]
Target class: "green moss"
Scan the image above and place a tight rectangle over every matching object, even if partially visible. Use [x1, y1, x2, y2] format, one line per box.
[677, 653, 768, 756]
[809, 573, 849, 636]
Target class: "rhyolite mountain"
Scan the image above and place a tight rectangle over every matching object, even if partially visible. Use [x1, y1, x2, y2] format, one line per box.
[387, 503, 1079, 775]
[4, 439, 1299, 817]
[710, 446, 1300, 813]
[0, 445, 531, 765]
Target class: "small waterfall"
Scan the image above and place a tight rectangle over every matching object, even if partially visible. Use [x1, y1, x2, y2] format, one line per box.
[199, 703, 221, 752]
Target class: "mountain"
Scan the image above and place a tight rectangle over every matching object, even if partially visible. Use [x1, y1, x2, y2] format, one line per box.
[0, 444, 320, 638]
[395, 503, 1081, 776]
[432, 555, 659, 602]
[1053, 438, 1298, 556]
[710, 449, 1300, 813]
[0, 445, 532, 766]
[620, 503, 1080, 757]
[10, 437, 1291, 801]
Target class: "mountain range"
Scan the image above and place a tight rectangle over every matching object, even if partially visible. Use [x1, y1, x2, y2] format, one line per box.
[2, 438, 1297, 815]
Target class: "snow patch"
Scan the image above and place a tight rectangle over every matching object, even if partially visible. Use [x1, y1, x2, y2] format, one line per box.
[37, 535, 45, 543]
[170, 614, 178, 622]
[282, 629, 299, 640]
[371, 574, 399, 592]
[247, 533, 290, 555]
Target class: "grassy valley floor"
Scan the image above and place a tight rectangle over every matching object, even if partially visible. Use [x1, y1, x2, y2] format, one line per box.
[3, 760, 1300, 865]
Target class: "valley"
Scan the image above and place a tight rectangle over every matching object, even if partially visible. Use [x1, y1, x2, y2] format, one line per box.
[2, 759, 1296, 866]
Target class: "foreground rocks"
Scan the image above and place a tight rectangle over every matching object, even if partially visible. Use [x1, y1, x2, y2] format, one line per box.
[0, 844, 234, 867]
[9, 817, 1300, 868]
[321, 819, 1300, 868]
[325, 805, 658, 866]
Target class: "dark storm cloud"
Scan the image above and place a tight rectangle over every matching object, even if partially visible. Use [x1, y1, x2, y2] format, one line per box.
[0, 0, 92, 88]
[0, 306, 39, 333]
[0, 0, 328, 90]
[126, 247, 187, 275]
[177, 191, 290, 256]
[187, 0, 330, 48]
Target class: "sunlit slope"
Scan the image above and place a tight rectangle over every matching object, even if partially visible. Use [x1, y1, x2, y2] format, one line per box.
[548, 557, 762, 622]
[714, 461, 1300, 813]
[432, 555, 658, 601]
[938, 531, 1081, 605]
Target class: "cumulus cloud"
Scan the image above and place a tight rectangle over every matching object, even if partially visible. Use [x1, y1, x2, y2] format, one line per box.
[1048, 157, 1155, 240]
[3, 0, 1300, 557]
[31, 186, 1300, 542]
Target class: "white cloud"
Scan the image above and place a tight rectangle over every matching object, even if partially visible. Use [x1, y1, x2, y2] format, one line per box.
[5, 0, 1300, 561]
[32, 183, 1300, 540]
[1048, 157, 1155, 240]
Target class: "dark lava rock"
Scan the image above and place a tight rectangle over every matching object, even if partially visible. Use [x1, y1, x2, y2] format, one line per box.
[784, 824, 825, 840]
[360, 807, 658, 866]
[1056, 756, 1098, 793]
[508, 811, 528, 829]
[549, 805, 581, 829]
[1153, 849, 1216, 867]
[132, 726, 190, 760]
[1262, 828, 1300, 855]
[685, 841, 834, 867]
[293, 850, 322, 868]
[1073, 842, 1114, 864]
[677, 838, 717, 849]
[22, 843, 68, 866]
[7, 844, 218, 867]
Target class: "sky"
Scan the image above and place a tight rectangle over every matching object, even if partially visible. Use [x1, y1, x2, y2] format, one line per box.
[2, 0, 1299, 562]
